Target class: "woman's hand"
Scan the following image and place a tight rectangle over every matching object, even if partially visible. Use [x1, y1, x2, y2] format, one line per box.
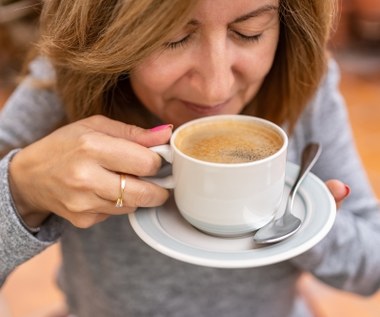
[325, 179, 351, 209]
[9, 115, 173, 229]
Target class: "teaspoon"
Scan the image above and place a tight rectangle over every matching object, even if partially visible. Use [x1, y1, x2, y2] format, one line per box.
[253, 143, 322, 244]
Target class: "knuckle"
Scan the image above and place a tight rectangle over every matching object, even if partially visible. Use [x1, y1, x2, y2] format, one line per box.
[133, 185, 152, 207]
[63, 198, 88, 214]
[68, 165, 92, 190]
[132, 184, 169, 208]
[140, 154, 161, 176]
[87, 114, 106, 126]
[71, 214, 97, 229]
[77, 131, 100, 153]
[124, 124, 139, 139]
[122, 124, 147, 142]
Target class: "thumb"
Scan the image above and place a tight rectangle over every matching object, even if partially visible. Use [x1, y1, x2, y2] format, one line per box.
[80, 115, 173, 147]
[325, 179, 351, 210]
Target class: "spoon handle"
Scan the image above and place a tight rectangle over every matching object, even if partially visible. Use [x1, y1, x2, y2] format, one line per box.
[287, 143, 322, 211]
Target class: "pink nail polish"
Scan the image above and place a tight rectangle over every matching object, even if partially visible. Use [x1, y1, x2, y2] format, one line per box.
[150, 124, 173, 132]
[344, 185, 351, 197]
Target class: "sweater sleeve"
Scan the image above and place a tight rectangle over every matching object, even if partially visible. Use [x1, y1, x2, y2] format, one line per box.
[0, 150, 64, 286]
[290, 60, 380, 296]
[0, 58, 66, 286]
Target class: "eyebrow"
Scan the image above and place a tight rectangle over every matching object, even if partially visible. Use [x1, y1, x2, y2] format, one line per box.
[232, 5, 279, 24]
[185, 4, 278, 27]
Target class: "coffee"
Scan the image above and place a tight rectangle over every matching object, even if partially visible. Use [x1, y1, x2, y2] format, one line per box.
[175, 119, 283, 163]
[150, 115, 288, 236]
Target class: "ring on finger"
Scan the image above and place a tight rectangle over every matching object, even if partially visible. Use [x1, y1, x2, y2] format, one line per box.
[115, 174, 127, 208]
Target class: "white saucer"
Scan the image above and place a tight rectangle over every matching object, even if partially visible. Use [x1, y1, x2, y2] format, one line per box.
[129, 162, 336, 268]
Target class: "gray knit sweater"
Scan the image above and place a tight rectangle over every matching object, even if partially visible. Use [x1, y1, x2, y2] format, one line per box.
[1, 58, 380, 317]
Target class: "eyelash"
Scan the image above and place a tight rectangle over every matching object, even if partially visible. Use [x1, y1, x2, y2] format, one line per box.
[233, 31, 262, 43]
[166, 34, 192, 50]
[166, 31, 262, 50]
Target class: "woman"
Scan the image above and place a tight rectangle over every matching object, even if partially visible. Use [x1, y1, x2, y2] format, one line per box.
[1, 0, 380, 316]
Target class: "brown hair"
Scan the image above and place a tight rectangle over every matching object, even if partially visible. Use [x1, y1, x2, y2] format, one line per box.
[38, 0, 199, 125]
[38, 0, 336, 132]
[246, 0, 336, 132]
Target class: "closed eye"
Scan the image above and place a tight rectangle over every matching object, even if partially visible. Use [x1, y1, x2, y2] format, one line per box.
[233, 31, 262, 43]
[165, 34, 193, 50]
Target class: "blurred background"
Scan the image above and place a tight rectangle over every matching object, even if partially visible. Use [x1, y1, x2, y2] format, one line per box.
[0, 0, 380, 316]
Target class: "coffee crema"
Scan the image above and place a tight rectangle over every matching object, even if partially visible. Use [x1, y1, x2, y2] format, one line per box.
[175, 120, 283, 163]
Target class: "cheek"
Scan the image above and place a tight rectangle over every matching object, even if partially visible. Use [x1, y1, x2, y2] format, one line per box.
[241, 39, 278, 83]
[260, 31, 280, 70]
[130, 68, 164, 98]
[131, 56, 188, 98]
[129, 67, 164, 116]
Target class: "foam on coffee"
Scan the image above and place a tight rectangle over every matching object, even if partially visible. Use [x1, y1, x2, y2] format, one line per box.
[175, 119, 283, 163]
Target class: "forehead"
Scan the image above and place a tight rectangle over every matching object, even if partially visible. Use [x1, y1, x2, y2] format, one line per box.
[191, 0, 279, 23]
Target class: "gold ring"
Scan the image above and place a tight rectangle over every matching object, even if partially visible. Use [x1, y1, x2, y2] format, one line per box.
[115, 174, 127, 208]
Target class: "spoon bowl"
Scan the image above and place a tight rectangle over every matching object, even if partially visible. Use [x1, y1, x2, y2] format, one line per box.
[253, 143, 322, 244]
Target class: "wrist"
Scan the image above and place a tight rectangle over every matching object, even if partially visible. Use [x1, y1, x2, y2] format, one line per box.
[14, 209, 44, 234]
[8, 150, 51, 229]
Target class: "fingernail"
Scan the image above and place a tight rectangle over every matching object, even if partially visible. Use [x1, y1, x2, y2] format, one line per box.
[150, 124, 173, 132]
[344, 184, 351, 197]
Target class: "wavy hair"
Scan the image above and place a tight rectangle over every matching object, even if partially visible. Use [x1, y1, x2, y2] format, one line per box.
[249, 0, 336, 132]
[37, 0, 336, 132]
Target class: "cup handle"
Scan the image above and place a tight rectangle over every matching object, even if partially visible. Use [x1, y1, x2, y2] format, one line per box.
[143, 145, 175, 189]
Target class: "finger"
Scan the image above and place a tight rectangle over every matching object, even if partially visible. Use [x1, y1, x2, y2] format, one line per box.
[93, 170, 170, 213]
[325, 179, 351, 209]
[121, 176, 170, 209]
[80, 115, 173, 147]
[79, 132, 163, 176]
[67, 212, 111, 229]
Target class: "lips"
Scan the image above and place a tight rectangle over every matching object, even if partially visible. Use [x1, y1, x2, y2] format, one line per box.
[181, 100, 230, 115]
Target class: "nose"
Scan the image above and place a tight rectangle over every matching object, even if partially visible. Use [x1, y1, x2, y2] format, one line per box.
[188, 39, 235, 105]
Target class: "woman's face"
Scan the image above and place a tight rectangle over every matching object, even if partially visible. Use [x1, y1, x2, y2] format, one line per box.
[130, 0, 280, 127]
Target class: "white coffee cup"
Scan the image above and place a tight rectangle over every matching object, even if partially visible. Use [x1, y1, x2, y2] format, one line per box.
[149, 115, 288, 237]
